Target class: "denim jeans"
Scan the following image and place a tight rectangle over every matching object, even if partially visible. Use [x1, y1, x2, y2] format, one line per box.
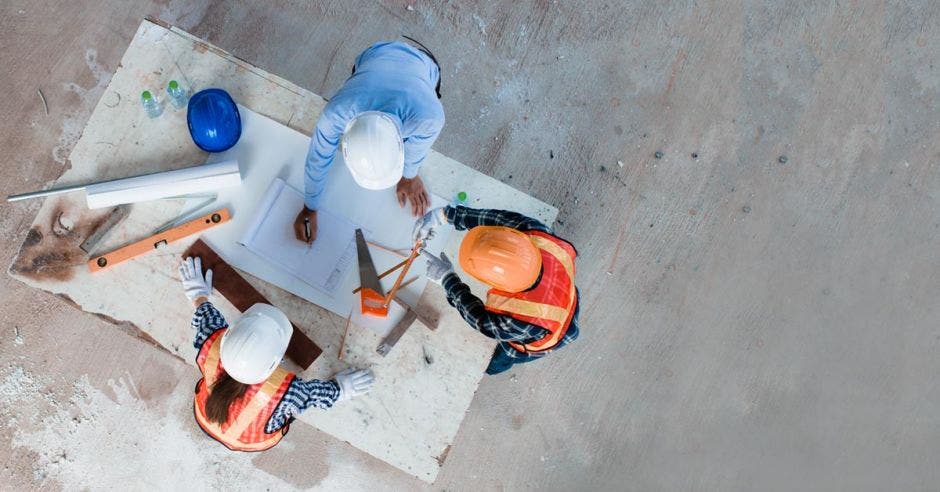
[485, 347, 538, 375]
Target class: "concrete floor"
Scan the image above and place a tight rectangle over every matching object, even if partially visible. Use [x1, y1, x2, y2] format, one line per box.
[2, 0, 939, 490]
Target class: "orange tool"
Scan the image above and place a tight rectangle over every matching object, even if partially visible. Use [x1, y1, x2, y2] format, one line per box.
[88, 208, 231, 272]
[351, 258, 409, 294]
[355, 229, 389, 317]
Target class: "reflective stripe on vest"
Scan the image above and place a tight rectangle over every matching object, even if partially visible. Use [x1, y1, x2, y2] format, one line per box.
[193, 329, 293, 452]
[485, 231, 577, 353]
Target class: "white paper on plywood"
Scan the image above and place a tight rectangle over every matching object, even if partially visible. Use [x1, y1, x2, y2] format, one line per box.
[240, 177, 360, 299]
[199, 106, 449, 325]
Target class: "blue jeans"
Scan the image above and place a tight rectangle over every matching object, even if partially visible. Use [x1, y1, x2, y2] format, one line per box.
[485, 347, 538, 375]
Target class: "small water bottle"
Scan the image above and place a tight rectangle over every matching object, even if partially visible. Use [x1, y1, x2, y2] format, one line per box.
[451, 191, 468, 207]
[166, 80, 188, 110]
[140, 90, 163, 118]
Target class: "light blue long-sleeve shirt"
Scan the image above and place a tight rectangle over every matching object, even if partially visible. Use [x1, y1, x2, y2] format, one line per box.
[303, 41, 445, 209]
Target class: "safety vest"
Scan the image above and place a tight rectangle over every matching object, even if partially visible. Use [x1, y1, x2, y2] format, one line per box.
[484, 230, 578, 353]
[193, 329, 295, 452]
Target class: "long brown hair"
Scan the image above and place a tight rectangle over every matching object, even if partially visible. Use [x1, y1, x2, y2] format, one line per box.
[206, 372, 249, 424]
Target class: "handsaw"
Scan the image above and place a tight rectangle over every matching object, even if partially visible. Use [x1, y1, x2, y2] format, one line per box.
[355, 228, 424, 317]
[356, 229, 389, 317]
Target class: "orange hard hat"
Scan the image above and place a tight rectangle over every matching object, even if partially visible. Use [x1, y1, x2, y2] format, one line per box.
[458, 226, 541, 292]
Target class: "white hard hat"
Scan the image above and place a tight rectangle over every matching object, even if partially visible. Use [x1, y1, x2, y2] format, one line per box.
[220, 303, 292, 384]
[341, 111, 404, 190]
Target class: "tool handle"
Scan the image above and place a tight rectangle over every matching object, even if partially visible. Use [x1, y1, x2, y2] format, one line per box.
[360, 288, 389, 317]
[88, 208, 231, 273]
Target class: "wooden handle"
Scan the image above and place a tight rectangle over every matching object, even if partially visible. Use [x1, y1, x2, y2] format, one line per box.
[88, 208, 231, 273]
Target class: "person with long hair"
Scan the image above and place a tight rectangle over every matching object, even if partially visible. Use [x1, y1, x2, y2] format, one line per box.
[179, 256, 374, 451]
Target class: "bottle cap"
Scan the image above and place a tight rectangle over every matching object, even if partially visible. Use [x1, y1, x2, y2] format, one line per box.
[457, 191, 467, 201]
[168, 80, 178, 89]
[141, 90, 152, 100]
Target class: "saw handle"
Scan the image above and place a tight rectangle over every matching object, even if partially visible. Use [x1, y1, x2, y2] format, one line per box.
[361, 288, 389, 317]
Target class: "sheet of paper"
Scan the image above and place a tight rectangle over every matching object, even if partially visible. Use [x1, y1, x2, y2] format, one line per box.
[200, 105, 451, 321]
[240, 178, 359, 296]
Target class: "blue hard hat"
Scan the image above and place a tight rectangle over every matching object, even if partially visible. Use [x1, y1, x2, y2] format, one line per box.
[187, 88, 242, 152]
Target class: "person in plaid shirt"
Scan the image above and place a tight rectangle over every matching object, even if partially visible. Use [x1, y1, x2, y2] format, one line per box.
[178, 257, 374, 451]
[413, 206, 580, 375]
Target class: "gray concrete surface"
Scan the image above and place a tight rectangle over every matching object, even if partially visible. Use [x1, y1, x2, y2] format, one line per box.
[1, 1, 939, 490]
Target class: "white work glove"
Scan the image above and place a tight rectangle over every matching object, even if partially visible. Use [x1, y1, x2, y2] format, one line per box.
[422, 250, 454, 285]
[179, 256, 213, 302]
[412, 207, 448, 243]
[335, 368, 375, 402]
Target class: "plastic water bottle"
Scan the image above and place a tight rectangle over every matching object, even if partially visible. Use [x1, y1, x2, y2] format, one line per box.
[166, 80, 188, 110]
[451, 191, 468, 207]
[140, 90, 163, 118]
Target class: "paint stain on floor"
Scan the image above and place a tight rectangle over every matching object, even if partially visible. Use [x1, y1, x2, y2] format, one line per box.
[9, 203, 117, 282]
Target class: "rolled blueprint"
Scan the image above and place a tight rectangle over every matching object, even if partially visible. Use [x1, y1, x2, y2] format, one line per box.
[84, 160, 241, 209]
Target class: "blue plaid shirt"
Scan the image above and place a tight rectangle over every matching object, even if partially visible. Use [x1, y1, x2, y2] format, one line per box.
[441, 206, 580, 365]
[192, 302, 340, 433]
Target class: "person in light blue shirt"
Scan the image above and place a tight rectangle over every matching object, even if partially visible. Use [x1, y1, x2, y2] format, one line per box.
[293, 41, 445, 244]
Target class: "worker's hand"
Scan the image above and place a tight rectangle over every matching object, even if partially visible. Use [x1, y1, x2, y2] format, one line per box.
[412, 207, 448, 243]
[293, 207, 318, 244]
[334, 368, 375, 402]
[179, 256, 213, 303]
[396, 176, 430, 217]
[421, 250, 454, 284]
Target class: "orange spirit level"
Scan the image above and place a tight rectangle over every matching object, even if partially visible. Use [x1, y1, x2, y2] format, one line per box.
[88, 208, 231, 273]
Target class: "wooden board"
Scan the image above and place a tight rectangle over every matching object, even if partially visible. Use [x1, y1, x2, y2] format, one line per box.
[6, 19, 557, 482]
[182, 239, 322, 369]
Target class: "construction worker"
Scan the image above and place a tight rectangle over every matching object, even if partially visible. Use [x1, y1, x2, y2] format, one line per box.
[413, 206, 580, 375]
[178, 257, 374, 451]
[294, 39, 444, 244]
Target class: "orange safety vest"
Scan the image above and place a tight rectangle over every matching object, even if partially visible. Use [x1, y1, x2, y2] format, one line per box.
[484, 230, 578, 353]
[193, 329, 295, 452]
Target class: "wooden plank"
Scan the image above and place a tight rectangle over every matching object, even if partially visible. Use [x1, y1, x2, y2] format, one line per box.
[182, 239, 322, 369]
[6, 19, 557, 482]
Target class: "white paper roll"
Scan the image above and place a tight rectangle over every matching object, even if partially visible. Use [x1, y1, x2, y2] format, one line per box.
[84, 160, 241, 209]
